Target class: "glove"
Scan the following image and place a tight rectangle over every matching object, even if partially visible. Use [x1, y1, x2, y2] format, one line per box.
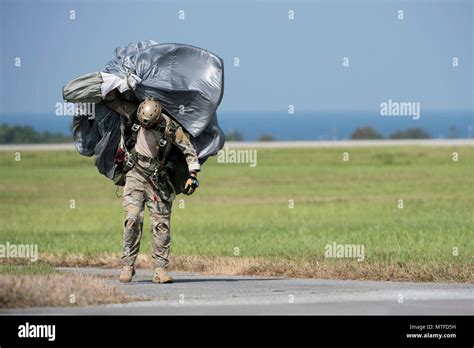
[183, 175, 199, 195]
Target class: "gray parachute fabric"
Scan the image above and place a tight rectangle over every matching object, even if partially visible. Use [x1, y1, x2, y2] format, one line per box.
[64, 41, 225, 180]
[104, 41, 224, 138]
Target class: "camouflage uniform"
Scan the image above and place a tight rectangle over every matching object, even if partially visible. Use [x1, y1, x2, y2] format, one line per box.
[121, 114, 200, 269]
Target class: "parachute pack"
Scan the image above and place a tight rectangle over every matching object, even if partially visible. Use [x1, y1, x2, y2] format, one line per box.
[62, 41, 225, 190]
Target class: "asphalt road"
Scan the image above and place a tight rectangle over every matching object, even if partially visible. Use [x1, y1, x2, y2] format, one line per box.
[2, 268, 473, 315]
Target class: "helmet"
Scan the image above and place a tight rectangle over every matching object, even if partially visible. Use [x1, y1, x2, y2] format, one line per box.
[137, 98, 162, 128]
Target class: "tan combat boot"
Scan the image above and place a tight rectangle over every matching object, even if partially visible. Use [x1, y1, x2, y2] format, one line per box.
[119, 265, 136, 283]
[152, 268, 173, 284]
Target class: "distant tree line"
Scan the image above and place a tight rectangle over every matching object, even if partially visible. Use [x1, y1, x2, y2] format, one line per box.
[222, 126, 467, 142]
[0, 124, 72, 144]
[225, 129, 276, 142]
[351, 127, 432, 140]
[224, 130, 244, 141]
[1, 124, 463, 144]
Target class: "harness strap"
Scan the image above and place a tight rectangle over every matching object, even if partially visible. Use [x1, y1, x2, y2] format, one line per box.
[136, 152, 153, 164]
[157, 121, 176, 171]
[122, 116, 179, 178]
[128, 122, 140, 146]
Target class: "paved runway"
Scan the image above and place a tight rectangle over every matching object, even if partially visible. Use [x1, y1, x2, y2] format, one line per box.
[2, 268, 473, 315]
[1, 139, 473, 152]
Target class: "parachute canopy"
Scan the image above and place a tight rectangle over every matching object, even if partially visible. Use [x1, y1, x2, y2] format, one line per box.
[63, 41, 225, 179]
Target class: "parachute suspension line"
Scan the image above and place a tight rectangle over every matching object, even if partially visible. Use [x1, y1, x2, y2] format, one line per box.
[115, 119, 127, 199]
[119, 120, 126, 150]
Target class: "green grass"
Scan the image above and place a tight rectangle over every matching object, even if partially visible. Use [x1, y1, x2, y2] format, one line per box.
[0, 147, 472, 280]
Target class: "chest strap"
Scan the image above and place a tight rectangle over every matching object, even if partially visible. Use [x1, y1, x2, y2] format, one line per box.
[121, 117, 179, 174]
[156, 121, 176, 170]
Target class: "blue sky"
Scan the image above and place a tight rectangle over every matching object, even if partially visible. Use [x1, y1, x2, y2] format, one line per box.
[0, 0, 472, 116]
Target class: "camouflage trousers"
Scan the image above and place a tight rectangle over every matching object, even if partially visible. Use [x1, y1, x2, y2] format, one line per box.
[121, 167, 173, 269]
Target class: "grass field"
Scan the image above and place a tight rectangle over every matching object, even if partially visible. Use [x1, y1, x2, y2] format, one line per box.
[0, 146, 472, 282]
